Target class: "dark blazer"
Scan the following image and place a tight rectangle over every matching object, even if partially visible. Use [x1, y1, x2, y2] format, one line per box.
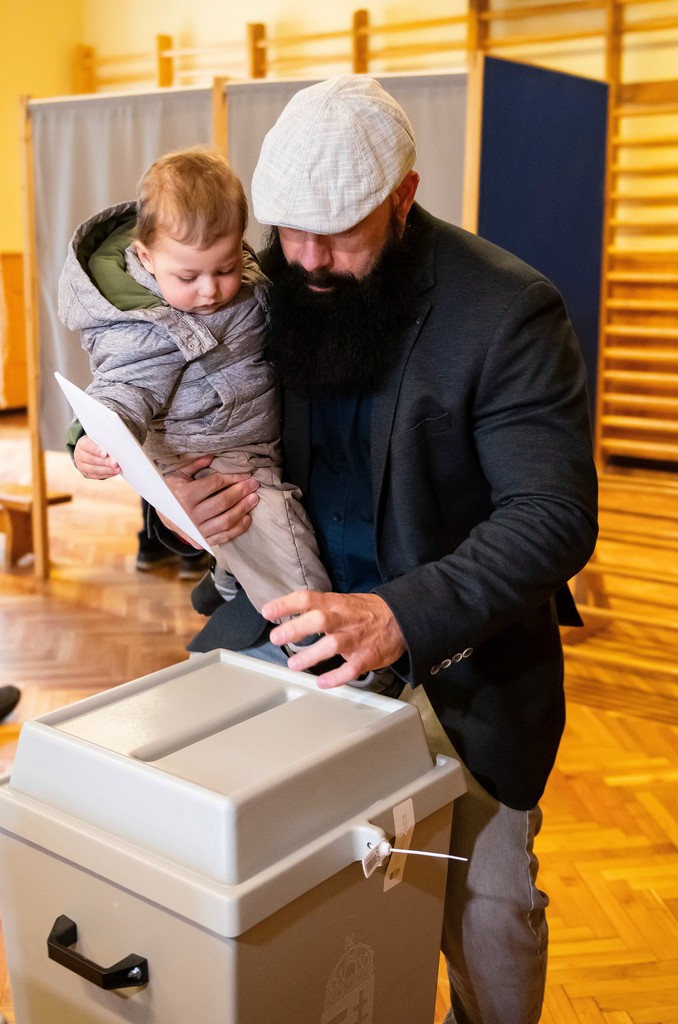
[192, 204, 599, 810]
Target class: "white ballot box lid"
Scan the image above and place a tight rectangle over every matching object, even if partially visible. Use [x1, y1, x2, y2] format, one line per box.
[3, 652, 462, 887]
[0, 652, 466, 935]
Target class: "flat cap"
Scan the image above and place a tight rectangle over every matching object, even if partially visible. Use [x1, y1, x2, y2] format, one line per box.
[252, 75, 416, 234]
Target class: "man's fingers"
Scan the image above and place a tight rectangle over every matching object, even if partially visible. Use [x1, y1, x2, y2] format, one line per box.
[266, 592, 406, 680]
[263, 591, 321, 626]
[167, 471, 259, 520]
[208, 477, 260, 514]
[315, 663, 365, 689]
[200, 507, 255, 546]
[284, 633, 340, 672]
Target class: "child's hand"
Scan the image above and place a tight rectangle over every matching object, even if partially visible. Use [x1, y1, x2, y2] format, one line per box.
[73, 435, 121, 479]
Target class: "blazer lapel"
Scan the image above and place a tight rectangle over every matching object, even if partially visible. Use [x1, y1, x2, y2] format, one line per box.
[371, 207, 436, 520]
[370, 302, 430, 513]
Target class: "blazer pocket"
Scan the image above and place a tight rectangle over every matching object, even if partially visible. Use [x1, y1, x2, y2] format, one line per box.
[390, 412, 451, 454]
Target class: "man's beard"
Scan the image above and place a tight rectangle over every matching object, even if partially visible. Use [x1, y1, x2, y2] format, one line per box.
[260, 217, 417, 394]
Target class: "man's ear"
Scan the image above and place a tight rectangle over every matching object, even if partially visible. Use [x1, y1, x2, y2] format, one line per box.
[393, 171, 420, 226]
[135, 242, 154, 274]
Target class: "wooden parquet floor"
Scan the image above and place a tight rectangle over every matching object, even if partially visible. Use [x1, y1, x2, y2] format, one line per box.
[1, 410, 677, 1023]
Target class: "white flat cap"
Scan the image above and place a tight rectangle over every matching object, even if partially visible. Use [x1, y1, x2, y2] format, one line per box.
[252, 75, 416, 234]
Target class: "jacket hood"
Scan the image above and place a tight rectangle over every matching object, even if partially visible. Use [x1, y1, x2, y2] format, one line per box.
[58, 201, 268, 337]
[59, 202, 145, 331]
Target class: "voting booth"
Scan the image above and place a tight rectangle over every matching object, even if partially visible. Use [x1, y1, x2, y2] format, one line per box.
[0, 651, 466, 1023]
[22, 57, 607, 574]
[29, 57, 607, 452]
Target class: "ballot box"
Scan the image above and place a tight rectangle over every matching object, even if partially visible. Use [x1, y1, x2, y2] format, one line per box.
[0, 650, 466, 1023]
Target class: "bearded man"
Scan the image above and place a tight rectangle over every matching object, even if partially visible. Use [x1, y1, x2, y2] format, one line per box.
[75, 77, 597, 1024]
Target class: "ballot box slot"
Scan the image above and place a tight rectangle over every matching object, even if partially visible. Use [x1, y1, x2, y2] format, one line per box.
[130, 688, 304, 762]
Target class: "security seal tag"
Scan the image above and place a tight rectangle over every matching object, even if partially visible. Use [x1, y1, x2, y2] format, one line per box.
[383, 797, 415, 892]
[361, 842, 384, 879]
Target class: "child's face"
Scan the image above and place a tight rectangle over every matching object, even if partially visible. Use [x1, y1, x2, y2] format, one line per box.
[136, 232, 243, 314]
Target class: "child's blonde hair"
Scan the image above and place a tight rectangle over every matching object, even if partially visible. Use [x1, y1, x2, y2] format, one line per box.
[135, 147, 248, 250]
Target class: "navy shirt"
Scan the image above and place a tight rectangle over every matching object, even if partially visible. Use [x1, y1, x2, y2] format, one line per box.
[307, 394, 381, 594]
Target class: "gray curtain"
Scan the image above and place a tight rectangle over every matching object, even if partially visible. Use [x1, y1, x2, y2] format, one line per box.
[31, 88, 213, 449]
[32, 75, 469, 449]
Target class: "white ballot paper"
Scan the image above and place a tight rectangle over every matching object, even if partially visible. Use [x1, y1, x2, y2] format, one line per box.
[55, 372, 214, 555]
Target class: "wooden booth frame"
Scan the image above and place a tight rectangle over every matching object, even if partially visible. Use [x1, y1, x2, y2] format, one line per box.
[21, 56, 608, 583]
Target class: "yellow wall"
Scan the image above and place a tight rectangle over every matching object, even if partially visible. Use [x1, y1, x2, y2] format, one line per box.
[0, 0, 468, 249]
[79, 1, 678, 85]
[0, 0, 83, 251]
[80, 1, 466, 57]
[2, 1, 677, 251]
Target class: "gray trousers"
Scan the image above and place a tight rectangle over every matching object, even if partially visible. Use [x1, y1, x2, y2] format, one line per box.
[240, 636, 549, 1024]
[159, 443, 331, 611]
[401, 685, 549, 1024]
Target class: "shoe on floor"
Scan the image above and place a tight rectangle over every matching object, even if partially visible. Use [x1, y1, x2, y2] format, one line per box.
[135, 547, 178, 572]
[0, 684, 21, 722]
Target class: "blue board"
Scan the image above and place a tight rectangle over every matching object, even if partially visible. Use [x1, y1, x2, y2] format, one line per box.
[477, 57, 608, 425]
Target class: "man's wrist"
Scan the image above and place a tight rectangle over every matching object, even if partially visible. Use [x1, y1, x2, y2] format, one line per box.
[146, 505, 201, 556]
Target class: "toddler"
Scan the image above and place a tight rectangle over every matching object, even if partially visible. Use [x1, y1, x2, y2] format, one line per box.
[59, 146, 331, 619]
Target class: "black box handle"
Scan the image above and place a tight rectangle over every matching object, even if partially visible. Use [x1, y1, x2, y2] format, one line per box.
[47, 914, 149, 990]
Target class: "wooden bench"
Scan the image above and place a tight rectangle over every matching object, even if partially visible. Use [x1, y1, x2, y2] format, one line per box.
[0, 483, 72, 567]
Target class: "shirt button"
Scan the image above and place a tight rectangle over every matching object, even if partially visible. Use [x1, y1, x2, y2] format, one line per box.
[331, 513, 342, 523]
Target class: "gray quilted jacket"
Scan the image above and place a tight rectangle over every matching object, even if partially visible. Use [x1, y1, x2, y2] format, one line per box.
[58, 201, 277, 465]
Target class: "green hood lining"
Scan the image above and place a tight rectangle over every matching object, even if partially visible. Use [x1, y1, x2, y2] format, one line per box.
[84, 214, 164, 312]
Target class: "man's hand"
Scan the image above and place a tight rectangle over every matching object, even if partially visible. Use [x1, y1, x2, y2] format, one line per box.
[163, 457, 260, 546]
[74, 435, 121, 479]
[262, 591, 406, 689]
